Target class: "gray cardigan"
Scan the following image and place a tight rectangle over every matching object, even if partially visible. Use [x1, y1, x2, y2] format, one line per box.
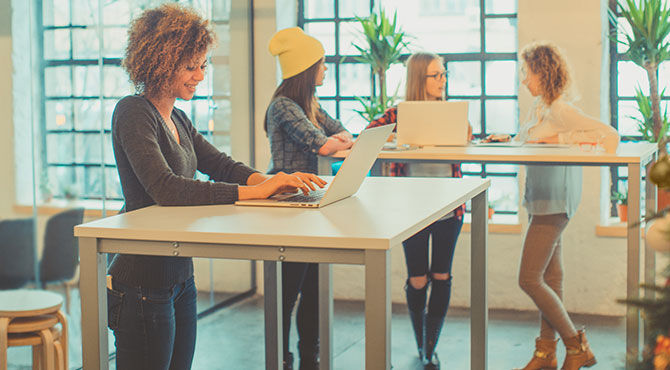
[109, 95, 258, 287]
[266, 97, 347, 174]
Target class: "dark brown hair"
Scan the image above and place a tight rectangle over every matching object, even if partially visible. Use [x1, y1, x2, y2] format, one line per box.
[521, 43, 570, 106]
[265, 58, 324, 132]
[122, 4, 216, 98]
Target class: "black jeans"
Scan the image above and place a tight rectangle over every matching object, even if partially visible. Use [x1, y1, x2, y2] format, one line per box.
[107, 276, 198, 370]
[403, 217, 463, 277]
[282, 262, 319, 358]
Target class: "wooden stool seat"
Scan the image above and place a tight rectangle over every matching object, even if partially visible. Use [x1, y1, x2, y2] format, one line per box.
[0, 290, 67, 370]
[7, 316, 59, 334]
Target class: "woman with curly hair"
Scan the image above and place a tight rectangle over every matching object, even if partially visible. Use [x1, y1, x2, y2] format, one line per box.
[496, 43, 618, 370]
[108, 5, 325, 369]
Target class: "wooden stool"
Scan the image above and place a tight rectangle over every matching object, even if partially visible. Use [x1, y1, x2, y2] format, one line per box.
[0, 290, 66, 370]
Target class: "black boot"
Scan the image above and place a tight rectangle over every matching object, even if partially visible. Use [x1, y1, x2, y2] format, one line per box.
[283, 352, 294, 370]
[405, 280, 428, 358]
[423, 315, 444, 370]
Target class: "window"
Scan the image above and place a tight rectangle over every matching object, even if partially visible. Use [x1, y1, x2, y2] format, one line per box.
[16, 0, 231, 206]
[298, 0, 520, 219]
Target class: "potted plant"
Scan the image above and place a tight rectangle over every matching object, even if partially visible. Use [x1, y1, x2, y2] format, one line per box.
[611, 188, 628, 222]
[351, 9, 410, 121]
[609, 0, 670, 153]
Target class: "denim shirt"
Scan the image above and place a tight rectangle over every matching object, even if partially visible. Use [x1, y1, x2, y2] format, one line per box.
[516, 99, 619, 218]
[266, 96, 348, 174]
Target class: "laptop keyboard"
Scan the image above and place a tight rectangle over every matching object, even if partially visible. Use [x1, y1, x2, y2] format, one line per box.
[281, 189, 326, 203]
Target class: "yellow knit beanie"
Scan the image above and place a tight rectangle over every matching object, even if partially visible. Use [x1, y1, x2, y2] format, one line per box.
[269, 27, 325, 79]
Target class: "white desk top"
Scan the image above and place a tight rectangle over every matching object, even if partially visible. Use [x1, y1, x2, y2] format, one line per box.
[75, 177, 489, 250]
[332, 142, 657, 165]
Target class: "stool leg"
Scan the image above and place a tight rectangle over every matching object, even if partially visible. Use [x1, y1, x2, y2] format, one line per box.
[0, 317, 9, 370]
[55, 311, 67, 369]
[38, 328, 55, 370]
[53, 341, 63, 370]
[32, 345, 41, 370]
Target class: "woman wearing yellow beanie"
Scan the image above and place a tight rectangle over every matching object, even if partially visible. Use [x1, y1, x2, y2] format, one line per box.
[265, 27, 354, 370]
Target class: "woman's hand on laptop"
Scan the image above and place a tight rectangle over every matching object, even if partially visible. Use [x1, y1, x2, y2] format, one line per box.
[239, 172, 327, 199]
[332, 130, 353, 143]
[482, 134, 511, 143]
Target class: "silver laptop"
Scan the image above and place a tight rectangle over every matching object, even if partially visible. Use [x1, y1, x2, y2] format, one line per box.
[396, 101, 469, 147]
[235, 124, 394, 208]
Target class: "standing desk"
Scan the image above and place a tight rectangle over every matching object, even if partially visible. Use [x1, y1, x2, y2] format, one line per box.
[320, 141, 657, 366]
[75, 176, 490, 370]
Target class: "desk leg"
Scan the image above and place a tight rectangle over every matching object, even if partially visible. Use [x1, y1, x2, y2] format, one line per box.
[79, 237, 108, 370]
[264, 261, 283, 370]
[365, 249, 391, 370]
[471, 190, 488, 370]
[319, 264, 333, 370]
[626, 163, 641, 367]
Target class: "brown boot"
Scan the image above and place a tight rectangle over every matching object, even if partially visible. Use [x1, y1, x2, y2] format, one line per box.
[561, 329, 596, 369]
[514, 337, 558, 370]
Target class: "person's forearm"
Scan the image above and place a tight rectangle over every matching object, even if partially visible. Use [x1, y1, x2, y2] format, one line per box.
[238, 185, 265, 200]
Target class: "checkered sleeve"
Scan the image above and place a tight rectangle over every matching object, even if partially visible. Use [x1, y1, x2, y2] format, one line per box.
[365, 107, 398, 131]
[270, 97, 329, 154]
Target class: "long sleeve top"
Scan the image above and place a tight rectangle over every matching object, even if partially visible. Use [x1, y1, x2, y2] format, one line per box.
[109, 95, 258, 288]
[266, 96, 349, 174]
[517, 99, 620, 217]
[366, 106, 465, 220]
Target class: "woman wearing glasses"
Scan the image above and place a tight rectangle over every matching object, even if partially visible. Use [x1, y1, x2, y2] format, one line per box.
[366, 52, 470, 370]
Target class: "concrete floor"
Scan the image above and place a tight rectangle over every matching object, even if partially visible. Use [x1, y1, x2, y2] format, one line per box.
[7, 290, 628, 370]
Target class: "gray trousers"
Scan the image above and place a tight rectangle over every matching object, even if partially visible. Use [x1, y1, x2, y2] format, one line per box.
[518, 213, 578, 340]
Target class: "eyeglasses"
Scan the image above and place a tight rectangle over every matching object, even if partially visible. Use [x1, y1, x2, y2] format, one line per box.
[426, 71, 448, 80]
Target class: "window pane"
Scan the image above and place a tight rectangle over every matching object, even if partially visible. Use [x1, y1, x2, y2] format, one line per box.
[339, 0, 370, 18]
[47, 133, 74, 164]
[73, 100, 101, 131]
[485, 18, 517, 53]
[75, 132, 102, 163]
[488, 176, 519, 212]
[102, 0, 131, 26]
[195, 71, 213, 97]
[461, 163, 482, 173]
[316, 63, 337, 97]
[319, 100, 337, 121]
[304, 22, 336, 55]
[106, 167, 123, 198]
[339, 63, 371, 97]
[450, 98, 481, 134]
[485, 99, 518, 133]
[194, 99, 214, 132]
[213, 99, 232, 133]
[386, 63, 406, 101]
[447, 61, 481, 96]
[103, 27, 127, 58]
[46, 101, 73, 131]
[45, 66, 72, 97]
[104, 99, 115, 130]
[74, 66, 101, 96]
[104, 66, 133, 98]
[339, 99, 369, 134]
[485, 0, 516, 14]
[48, 166, 75, 198]
[617, 16, 633, 54]
[487, 164, 518, 173]
[212, 0, 232, 21]
[44, 29, 71, 60]
[43, 0, 70, 27]
[378, 0, 480, 53]
[485, 61, 517, 95]
[212, 64, 231, 96]
[618, 61, 648, 97]
[71, 0, 97, 25]
[340, 21, 363, 55]
[304, 0, 334, 19]
[81, 166, 102, 199]
[618, 100, 644, 136]
[104, 133, 114, 165]
[659, 61, 670, 95]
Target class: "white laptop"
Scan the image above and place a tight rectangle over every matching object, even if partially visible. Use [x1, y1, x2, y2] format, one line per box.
[235, 124, 395, 208]
[396, 101, 469, 147]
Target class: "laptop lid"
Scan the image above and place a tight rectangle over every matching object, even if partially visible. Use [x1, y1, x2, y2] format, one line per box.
[234, 123, 394, 208]
[396, 101, 469, 147]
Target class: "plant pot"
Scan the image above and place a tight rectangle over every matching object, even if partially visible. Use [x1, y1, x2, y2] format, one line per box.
[488, 207, 495, 220]
[617, 204, 628, 223]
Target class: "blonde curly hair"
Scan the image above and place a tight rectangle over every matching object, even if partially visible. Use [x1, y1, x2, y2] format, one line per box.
[123, 4, 215, 98]
[521, 43, 570, 106]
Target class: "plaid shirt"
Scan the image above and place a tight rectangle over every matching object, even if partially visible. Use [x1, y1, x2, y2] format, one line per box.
[366, 106, 465, 219]
[266, 97, 348, 175]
